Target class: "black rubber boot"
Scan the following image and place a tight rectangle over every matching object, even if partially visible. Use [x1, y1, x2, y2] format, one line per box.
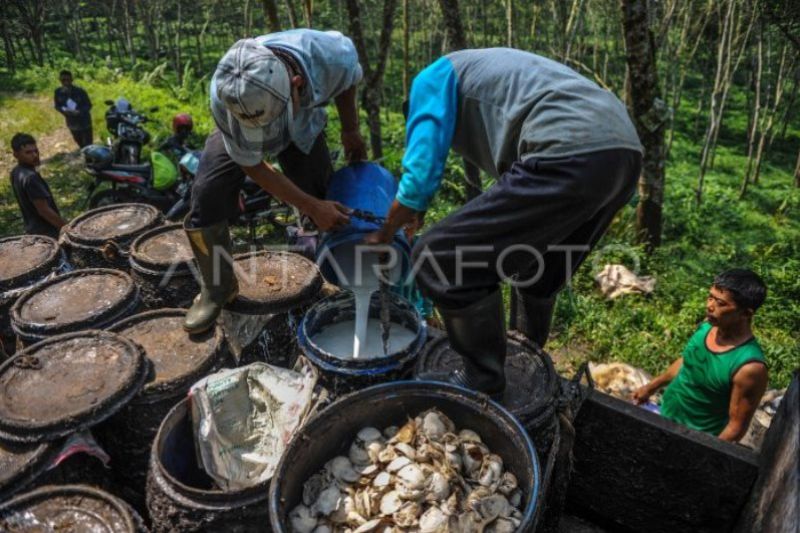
[509, 289, 556, 349]
[183, 220, 239, 334]
[438, 290, 507, 398]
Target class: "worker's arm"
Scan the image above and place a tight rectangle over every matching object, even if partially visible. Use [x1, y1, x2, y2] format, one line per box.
[632, 357, 683, 404]
[334, 84, 366, 162]
[241, 161, 349, 231]
[32, 198, 67, 230]
[365, 57, 457, 244]
[718, 362, 768, 442]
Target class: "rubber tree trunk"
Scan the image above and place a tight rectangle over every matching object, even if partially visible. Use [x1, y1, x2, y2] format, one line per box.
[262, 0, 281, 32]
[437, 0, 482, 200]
[345, 0, 398, 160]
[620, 0, 666, 250]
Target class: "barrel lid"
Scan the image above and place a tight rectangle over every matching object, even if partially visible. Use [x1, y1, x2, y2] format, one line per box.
[415, 331, 558, 420]
[110, 309, 226, 399]
[11, 269, 138, 336]
[66, 203, 162, 245]
[0, 484, 137, 532]
[0, 330, 147, 443]
[0, 440, 59, 497]
[227, 251, 322, 314]
[130, 223, 194, 269]
[0, 235, 60, 293]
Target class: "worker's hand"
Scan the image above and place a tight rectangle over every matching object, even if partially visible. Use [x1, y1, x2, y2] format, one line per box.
[363, 226, 395, 246]
[307, 200, 351, 232]
[364, 201, 420, 245]
[341, 130, 367, 164]
[403, 210, 426, 243]
[631, 384, 653, 405]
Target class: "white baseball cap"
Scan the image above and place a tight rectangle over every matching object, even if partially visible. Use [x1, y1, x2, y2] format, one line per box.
[212, 38, 292, 128]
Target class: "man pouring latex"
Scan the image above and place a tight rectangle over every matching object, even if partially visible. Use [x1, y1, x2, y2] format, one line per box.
[367, 49, 643, 397]
[184, 30, 367, 334]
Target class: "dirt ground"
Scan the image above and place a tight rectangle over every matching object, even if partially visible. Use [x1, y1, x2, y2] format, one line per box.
[0, 95, 82, 177]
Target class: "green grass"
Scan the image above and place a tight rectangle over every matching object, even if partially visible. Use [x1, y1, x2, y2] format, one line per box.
[1, 64, 798, 387]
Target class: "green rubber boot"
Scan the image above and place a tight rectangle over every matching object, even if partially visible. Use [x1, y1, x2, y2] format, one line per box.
[183, 221, 239, 334]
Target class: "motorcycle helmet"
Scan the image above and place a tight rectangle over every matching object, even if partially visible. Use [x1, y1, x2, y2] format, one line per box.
[82, 144, 113, 170]
[115, 97, 131, 113]
[172, 113, 194, 135]
[178, 150, 200, 178]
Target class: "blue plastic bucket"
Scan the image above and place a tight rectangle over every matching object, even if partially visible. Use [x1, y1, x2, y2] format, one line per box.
[317, 162, 411, 287]
[297, 291, 427, 397]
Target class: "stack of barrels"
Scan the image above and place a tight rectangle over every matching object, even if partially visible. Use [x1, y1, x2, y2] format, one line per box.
[0, 203, 329, 532]
[0, 193, 562, 531]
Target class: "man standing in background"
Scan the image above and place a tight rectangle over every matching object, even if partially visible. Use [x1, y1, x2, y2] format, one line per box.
[54, 70, 93, 148]
[9, 133, 66, 238]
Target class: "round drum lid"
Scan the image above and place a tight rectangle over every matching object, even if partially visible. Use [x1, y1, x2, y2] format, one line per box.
[12, 269, 136, 332]
[131, 224, 193, 267]
[0, 484, 137, 532]
[67, 203, 161, 244]
[227, 251, 322, 314]
[0, 440, 57, 496]
[416, 332, 557, 415]
[0, 235, 60, 292]
[111, 309, 224, 397]
[0, 330, 147, 443]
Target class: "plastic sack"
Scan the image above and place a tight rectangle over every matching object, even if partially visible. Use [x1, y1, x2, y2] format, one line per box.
[151, 151, 178, 191]
[189, 361, 318, 491]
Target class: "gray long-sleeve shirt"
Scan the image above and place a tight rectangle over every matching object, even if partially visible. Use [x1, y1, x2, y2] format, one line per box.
[397, 48, 643, 211]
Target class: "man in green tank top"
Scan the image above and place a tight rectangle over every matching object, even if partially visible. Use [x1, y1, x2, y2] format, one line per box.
[633, 269, 768, 442]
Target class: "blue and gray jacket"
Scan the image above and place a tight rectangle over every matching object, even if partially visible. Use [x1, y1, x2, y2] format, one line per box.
[397, 48, 643, 212]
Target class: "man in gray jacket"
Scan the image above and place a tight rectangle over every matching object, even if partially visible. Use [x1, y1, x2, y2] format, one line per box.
[367, 49, 643, 396]
[184, 30, 366, 334]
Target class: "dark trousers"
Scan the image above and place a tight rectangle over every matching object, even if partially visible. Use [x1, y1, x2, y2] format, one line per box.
[188, 129, 333, 228]
[412, 148, 642, 309]
[70, 126, 93, 148]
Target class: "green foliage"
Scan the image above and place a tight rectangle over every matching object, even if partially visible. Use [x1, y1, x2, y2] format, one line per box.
[0, 50, 798, 388]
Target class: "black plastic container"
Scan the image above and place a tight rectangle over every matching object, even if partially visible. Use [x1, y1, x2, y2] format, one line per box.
[10, 268, 141, 346]
[415, 330, 559, 454]
[146, 399, 270, 532]
[62, 203, 163, 270]
[0, 484, 147, 532]
[269, 381, 541, 532]
[129, 224, 198, 309]
[100, 309, 230, 511]
[0, 235, 63, 359]
[0, 331, 148, 499]
[297, 291, 427, 397]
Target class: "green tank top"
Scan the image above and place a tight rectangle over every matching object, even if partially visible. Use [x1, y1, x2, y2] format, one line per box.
[661, 322, 766, 436]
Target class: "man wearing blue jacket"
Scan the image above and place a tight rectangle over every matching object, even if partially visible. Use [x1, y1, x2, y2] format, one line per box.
[367, 49, 643, 396]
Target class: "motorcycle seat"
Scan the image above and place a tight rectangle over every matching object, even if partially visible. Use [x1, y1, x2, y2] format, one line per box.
[110, 163, 151, 174]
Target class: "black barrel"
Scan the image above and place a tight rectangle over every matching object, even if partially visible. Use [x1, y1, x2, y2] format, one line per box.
[0, 235, 63, 359]
[101, 309, 230, 509]
[0, 484, 146, 532]
[63, 203, 163, 270]
[129, 224, 198, 309]
[146, 399, 270, 532]
[0, 330, 148, 444]
[0, 331, 148, 498]
[269, 381, 541, 532]
[227, 250, 323, 315]
[0, 438, 114, 501]
[297, 291, 427, 397]
[10, 268, 141, 346]
[226, 250, 323, 367]
[414, 330, 559, 453]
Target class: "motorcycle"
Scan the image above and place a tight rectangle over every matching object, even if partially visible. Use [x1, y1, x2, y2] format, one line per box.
[166, 151, 298, 241]
[81, 144, 187, 211]
[103, 98, 156, 165]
